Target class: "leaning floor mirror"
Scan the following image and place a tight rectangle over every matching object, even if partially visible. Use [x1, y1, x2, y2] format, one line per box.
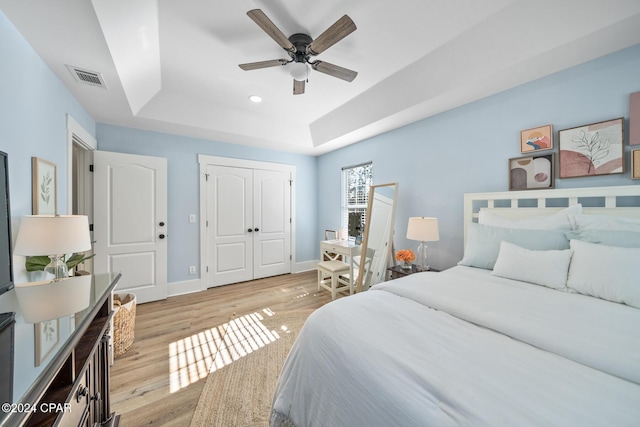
[355, 183, 398, 293]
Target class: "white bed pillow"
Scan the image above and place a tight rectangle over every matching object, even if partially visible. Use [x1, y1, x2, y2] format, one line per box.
[491, 242, 572, 289]
[564, 229, 640, 248]
[478, 204, 582, 230]
[568, 213, 640, 232]
[459, 223, 570, 270]
[566, 239, 640, 308]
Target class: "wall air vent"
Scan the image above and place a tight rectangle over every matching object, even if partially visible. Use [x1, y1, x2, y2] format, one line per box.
[66, 65, 108, 89]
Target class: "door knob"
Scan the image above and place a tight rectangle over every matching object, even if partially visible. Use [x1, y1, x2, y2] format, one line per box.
[247, 228, 253, 232]
[159, 221, 165, 227]
[254, 228, 259, 232]
[159, 234, 166, 239]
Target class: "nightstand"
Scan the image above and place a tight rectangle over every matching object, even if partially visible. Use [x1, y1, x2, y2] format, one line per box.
[387, 264, 440, 279]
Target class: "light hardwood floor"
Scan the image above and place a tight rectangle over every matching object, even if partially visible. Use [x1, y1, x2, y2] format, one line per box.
[110, 271, 336, 426]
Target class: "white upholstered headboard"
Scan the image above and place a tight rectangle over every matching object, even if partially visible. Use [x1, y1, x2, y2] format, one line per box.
[463, 185, 640, 244]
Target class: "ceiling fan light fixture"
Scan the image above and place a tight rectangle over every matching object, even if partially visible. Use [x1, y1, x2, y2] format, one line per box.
[248, 95, 263, 103]
[289, 62, 308, 81]
[240, 9, 357, 94]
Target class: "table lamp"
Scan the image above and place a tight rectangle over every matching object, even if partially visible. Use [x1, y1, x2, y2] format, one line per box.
[406, 217, 439, 271]
[14, 215, 92, 281]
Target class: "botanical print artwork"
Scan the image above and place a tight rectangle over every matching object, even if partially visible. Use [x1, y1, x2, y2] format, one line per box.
[31, 157, 57, 214]
[520, 124, 553, 153]
[509, 154, 554, 190]
[35, 318, 59, 366]
[39, 171, 53, 207]
[559, 118, 624, 178]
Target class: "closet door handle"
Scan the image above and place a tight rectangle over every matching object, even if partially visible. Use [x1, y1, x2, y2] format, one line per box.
[254, 228, 259, 232]
[247, 228, 253, 233]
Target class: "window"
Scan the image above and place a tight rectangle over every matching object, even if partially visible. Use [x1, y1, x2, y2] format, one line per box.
[342, 162, 372, 238]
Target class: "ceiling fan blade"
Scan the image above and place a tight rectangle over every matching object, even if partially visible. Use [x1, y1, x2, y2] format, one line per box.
[312, 61, 358, 82]
[247, 9, 295, 52]
[239, 59, 289, 71]
[307, 15, 356, 55]
[293, 79, 305, 95]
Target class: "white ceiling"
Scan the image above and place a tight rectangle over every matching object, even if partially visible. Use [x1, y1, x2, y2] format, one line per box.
[2, 0, 640, 155]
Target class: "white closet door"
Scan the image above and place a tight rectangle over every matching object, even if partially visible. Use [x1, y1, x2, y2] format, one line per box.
[207, 165, 253, 286]
[253, 169, 291, 279]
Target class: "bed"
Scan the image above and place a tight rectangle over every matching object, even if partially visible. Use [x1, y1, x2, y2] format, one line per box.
[270, 185, 640, 427]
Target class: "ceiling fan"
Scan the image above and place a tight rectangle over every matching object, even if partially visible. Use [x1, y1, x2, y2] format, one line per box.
[239, 9, 357, 95]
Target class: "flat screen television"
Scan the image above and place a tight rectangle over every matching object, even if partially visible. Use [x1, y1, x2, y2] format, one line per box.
[0, 150, 14, 296]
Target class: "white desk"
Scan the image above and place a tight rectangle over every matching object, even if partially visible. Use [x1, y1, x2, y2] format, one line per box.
[320, 239, 360, 284]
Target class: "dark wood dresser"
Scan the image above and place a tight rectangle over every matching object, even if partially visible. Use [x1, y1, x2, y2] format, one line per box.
[1, 273, 121, 427]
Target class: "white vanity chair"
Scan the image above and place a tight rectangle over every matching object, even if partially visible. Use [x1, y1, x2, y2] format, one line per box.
[317, 259, 352, 300]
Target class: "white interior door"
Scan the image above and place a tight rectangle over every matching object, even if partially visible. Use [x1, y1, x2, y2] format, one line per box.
[93, 151, 168, 303]
[253, 169, 291, 279]
[207, 165, 253, 286]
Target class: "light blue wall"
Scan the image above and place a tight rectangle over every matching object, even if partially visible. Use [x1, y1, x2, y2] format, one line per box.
[0, 11, 95, 219]
[96, 125, 318, 284]
[0, 10, 96, 402]
[318, 44, 640, 270]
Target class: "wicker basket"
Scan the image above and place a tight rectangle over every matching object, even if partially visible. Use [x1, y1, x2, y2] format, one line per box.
[113, 293, 136, 358]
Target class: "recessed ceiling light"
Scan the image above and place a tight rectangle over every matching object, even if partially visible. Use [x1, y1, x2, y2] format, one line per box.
[249, 95, 262, 103]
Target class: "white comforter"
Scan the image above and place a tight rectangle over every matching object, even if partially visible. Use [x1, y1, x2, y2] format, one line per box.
[270, 266, 640, 427]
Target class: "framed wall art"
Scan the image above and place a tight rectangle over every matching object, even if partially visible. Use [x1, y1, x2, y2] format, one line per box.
[34, 318, 59, 366]
[509, 153, 554, 191]
[631, 91, 640, 146]
[632, 150, 640, 180]
[31, 157, 57, 215]
[520, 124, 553, 153]
[558, 118, 624, 179]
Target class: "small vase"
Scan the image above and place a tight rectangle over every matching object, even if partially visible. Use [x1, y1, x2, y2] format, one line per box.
[401, 261, 412, 270]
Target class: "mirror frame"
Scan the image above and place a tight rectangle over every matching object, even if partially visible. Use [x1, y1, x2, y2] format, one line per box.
[355, 182, 398, 293]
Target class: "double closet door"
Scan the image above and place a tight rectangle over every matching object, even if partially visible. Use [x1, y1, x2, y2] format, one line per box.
[206, 164, 292, 287]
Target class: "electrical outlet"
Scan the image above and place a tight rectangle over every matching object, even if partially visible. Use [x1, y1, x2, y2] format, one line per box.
[189, 214, 196, 223]
[189, 266, 196, 275]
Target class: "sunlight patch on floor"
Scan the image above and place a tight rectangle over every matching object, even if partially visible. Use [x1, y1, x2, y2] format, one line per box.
[168, 308, 280, 393]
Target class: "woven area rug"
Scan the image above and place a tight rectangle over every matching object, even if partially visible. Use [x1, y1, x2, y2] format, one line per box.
[189, 309, 314, 427]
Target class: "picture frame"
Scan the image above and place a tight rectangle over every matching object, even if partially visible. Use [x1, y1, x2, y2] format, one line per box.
[34, 319, 59, 367]
[558, 118, 624, 179]
[631, 92, 640, 146]
[520, 124, 553, 153]
[509, 153, 554, 191]
[632, 150, 640, 180]
[31, 157, 57, 215]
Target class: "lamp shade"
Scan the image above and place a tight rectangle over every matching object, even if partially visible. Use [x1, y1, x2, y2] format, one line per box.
[14, 215, 91, 256]
[406, 217, 439, 242]
[15, 275, 91, 323]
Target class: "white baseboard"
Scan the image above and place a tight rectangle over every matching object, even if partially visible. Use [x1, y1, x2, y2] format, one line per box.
[293, 260, 318, 273]
[167, 278, 202, 297]
[166, 262, 319, 298]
